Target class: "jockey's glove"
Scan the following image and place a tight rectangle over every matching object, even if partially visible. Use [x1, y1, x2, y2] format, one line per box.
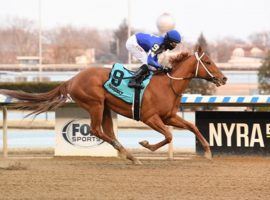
[162, 66, 172, 73]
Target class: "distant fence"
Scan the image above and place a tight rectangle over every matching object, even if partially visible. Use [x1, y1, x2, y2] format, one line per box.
[0, 64, 89, 71]
[0, 62, 261, 71]
[1, 94, 270, 158]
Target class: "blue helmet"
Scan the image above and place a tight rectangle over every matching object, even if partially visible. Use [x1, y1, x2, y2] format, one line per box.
[165, 30, 181, 43]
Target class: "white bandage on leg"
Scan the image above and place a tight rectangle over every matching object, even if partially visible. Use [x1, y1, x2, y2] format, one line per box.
[126, 35, 148, 64]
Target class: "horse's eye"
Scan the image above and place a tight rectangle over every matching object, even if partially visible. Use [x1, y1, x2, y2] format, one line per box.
[204, 61, 211, 65]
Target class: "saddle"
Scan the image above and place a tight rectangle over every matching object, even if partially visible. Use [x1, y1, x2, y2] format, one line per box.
[103, 63, 153, 121]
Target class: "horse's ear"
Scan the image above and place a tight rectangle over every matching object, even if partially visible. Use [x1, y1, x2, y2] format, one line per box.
[194, 45, 203, 53]
[197, 45, 203, 53]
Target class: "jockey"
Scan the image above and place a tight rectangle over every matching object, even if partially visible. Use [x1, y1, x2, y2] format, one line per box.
[126, 29, 181, 88]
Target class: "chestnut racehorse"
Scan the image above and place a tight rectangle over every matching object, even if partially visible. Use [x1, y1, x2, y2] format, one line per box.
[0, 46, 227, 164]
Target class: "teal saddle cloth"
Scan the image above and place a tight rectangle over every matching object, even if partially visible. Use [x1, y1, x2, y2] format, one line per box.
[103, 63, 152, 104]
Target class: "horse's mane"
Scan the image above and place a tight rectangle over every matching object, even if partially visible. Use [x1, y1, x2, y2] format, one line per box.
[169, 52, 190, 67]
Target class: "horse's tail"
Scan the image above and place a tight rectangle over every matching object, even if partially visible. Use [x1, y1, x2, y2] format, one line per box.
[0, 81, 70, 117]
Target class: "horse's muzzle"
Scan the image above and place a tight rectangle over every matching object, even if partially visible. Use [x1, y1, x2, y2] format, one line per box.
[211, 76, 227, 87]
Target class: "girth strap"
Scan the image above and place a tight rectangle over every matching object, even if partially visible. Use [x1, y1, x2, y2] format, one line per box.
[133, 88, 141, 121]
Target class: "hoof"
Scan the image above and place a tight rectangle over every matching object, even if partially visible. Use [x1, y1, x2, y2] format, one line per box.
[132, 159, 142, 165]
[118, 152, 127, 159]
[204, 151, 212, 160]
[139, 140, 149, 148]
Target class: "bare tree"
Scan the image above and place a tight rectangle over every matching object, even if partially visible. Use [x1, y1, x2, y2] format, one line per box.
[214, 40, 234, 62]
[0, 17, 38, 63]
[249, 31, 270, 49]
[0, 17, 135, 64]
[45, 25, 109, 63]
[213, 37, 246, 62]
[112, 19, 135, 63]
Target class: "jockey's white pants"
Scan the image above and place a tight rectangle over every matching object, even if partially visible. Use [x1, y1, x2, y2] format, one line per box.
[126, 35, 155, 71]
[126, 35, 147, 64]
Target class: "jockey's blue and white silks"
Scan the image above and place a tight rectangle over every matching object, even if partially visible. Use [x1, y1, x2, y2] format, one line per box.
[135, 33, 164, 52]
[135, 33, 164, 69]
[126, 30, 181, 71]
[103, 63, 152, 104]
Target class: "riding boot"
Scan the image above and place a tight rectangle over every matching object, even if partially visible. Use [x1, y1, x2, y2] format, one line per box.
[128, 64, 149, 88]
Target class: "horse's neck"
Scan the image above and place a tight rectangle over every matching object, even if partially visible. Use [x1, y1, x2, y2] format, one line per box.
[172, 78, 192, 96]
[170, 60, 195, 95]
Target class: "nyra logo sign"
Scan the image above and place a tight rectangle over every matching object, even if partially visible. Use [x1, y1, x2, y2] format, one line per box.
[196, 111, 270, 155]
[209, 123, 268, 147]
[62, 119, 104, 147]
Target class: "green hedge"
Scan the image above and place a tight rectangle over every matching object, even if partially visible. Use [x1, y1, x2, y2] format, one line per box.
[0, 82, 62, 93]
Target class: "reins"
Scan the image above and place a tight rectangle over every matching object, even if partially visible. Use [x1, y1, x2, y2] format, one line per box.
[166, 72, 192, 80]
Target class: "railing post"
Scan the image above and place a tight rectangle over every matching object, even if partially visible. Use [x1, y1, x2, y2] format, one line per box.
[2, 106, 8, 158]
[168, 126, 173, 160]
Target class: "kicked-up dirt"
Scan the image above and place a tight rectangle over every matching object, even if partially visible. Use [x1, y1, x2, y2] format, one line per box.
[0, 156, 270, 200]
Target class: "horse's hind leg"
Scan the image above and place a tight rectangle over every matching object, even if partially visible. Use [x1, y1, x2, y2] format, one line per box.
[139, 114, 173, 151]
[102, 106, 142, 165]
[165, 114, 212, 160]
[102, 105, 117, 140]
[71, 92, 141, 164]
[82, 102, 116, 144]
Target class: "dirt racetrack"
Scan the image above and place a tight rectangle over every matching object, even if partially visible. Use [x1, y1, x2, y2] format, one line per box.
[0, 155, 270, 200]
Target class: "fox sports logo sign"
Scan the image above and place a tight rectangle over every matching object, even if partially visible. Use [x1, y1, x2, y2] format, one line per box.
[62, 119, 104, 147]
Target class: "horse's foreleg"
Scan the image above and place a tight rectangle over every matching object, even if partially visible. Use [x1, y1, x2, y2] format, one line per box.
[165, 114, 212, 160]
[102, 106, 142, 165]
[140, 114, 172, 151]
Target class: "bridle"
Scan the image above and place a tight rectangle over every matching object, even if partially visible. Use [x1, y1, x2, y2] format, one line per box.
[166, 51, 215, 80]
[166, 51, 217, 96]
[194, 52, 215, 79]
